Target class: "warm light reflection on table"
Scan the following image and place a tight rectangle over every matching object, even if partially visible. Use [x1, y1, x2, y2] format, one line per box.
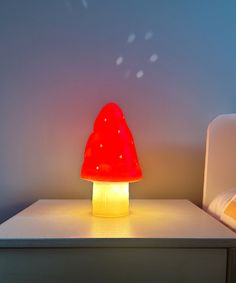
[0, 200, 235, 241]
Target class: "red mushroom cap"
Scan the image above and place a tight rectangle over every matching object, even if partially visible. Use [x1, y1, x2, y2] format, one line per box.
[81, 102, 142, 182]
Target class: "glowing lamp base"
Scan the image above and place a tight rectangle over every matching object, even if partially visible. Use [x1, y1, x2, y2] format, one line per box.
[92, 181, 129, 217]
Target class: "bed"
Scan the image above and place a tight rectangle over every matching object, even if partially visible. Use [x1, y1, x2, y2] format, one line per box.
[203, 114, 236, 282]
[203, 114, 236, 231]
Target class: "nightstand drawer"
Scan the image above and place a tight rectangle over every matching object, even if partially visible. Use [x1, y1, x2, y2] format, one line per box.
[0, 248, 227, 283]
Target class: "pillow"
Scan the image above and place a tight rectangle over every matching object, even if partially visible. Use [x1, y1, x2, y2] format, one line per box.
[208, 188, 236, 231]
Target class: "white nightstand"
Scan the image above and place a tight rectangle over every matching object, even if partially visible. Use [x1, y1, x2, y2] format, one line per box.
[0, 200, 235, 283]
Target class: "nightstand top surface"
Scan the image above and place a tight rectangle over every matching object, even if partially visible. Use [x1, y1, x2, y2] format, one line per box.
[0, 199, 235, 248]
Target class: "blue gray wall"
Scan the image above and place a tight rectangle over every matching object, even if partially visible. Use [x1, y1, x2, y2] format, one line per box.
[1, 0, 236, 222]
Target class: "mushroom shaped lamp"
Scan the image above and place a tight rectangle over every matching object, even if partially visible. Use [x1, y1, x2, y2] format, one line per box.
[81, 102, 142, 217]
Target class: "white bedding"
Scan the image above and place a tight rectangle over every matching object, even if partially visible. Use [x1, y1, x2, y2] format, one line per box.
[208, 188, 236, 231]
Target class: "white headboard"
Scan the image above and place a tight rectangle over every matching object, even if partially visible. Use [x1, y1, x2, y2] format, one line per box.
[203, 114, 236, 209]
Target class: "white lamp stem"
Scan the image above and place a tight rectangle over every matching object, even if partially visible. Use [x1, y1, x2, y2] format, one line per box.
[92, 181, 129, 217]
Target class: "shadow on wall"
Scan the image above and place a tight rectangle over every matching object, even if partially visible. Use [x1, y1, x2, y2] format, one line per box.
[0, 143, 205, 223]
[131, 144, 205, 207]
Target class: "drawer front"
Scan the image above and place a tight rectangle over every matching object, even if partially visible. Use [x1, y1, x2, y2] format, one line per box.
[0, 248, 226, 283]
